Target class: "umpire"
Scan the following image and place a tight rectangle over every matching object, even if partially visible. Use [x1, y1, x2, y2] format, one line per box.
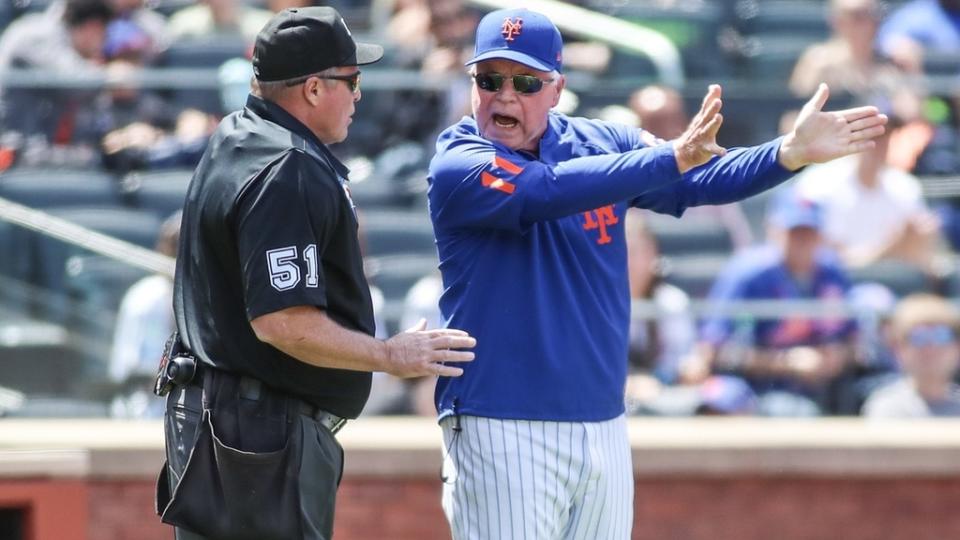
[156, 7, 476, 540]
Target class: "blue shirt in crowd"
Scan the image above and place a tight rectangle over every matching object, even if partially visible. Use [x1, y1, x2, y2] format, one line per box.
[877, 0, 960, 56]
[699, 246, 855, 392]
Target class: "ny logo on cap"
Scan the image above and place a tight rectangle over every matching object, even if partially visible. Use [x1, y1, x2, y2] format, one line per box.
[501, 17, 523, 41]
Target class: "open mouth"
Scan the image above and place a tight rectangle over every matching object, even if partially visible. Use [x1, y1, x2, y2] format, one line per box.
[493, 113, 519, 128]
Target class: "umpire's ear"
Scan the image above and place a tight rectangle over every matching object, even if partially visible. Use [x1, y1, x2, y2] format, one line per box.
[303, 76, 323, 106]
[550, 74, 566, 108]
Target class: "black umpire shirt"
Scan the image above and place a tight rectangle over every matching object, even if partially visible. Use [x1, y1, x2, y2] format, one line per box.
[173, 94, 375, 418]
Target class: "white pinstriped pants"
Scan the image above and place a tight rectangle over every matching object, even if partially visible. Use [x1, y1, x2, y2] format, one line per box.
[440, 414, 633, 540]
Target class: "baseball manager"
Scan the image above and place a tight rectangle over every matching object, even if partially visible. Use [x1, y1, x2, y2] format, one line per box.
[428, 7, 887, 539]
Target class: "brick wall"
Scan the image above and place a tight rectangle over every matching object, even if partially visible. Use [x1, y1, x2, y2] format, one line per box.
[83, 476, 960, 540]
[632, 478, 960, 540]
[4, 418, 960, 540]
[89, 480, 164, 540]
[335, 478, 445, 539]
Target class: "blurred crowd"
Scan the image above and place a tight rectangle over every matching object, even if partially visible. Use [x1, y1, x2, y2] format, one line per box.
[2, 0, 960, 419]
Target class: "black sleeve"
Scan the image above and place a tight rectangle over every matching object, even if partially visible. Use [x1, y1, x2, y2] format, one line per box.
[234, 150, 342, 320]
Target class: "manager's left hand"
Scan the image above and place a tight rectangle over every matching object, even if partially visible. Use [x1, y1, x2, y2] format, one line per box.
[777, 83, 888, 171]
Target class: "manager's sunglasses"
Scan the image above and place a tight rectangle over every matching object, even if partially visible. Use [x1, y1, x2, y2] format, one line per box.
[473, 72, 553, 95]
[286, 71, 361, 93]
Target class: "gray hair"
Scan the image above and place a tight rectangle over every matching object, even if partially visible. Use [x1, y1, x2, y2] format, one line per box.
[254, 66, 340, 102]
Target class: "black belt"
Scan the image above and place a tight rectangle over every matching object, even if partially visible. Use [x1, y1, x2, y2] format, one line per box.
[296, 400, 348, 435]
[191, 363, 347, 435]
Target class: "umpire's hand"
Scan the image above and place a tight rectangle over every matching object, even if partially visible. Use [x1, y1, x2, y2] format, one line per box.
[778, 82, 888, 171]
[383, 319, 476, 378]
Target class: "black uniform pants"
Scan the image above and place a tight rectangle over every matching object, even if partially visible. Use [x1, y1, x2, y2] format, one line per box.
[160, 368, 344, 540]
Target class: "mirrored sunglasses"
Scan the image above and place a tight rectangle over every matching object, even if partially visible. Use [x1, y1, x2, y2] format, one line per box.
[473, 72, 552, 95]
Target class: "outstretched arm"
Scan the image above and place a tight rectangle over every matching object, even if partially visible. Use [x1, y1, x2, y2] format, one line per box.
[633, 83, 888, 215]
[778, 83, 887, 171]
[429, 85, 730, 232]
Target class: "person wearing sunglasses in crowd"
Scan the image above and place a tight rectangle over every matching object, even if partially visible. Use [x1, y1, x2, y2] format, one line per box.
[862, 293, 960, 418]
[427, 8, 888, 539]
[157, 7, 476, 539]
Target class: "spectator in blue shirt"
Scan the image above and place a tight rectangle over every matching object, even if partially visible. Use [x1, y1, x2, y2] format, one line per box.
[877, 0, 960, 71]
[688, 188, 856, 416]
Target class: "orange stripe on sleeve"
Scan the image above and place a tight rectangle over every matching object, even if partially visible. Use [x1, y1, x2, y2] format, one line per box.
[481, 171, 516, 194]
[493, 156, 524, 175]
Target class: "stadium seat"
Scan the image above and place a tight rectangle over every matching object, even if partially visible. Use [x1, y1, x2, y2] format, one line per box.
[0, 342, 90, 397]
[645, 213, 733, 257]
[366, 252, 440, 316]
[744, 34, 815, 81]
[121, 168, 193, 218]
[150, 0, 195, 17]
[923, 50, 960, 77]
[350, 143, 429, 208]
[360, 209, 436, 257]
[740, 181, 793, 240]
[0, 220, 33, 293]
[65, 254, 151, 313]
[10, 0, 54, 15]
[63, 255, 153, 378]
[0, 310, 87, 398]
[0, 3, 13, 33]
[847, 260, 932, 298]
[5, 397, 109, 417]
[0, 168, 122, 208]
[160, 36, 248, 115]
[586, 0, 730, 78]
[44, 206, 161, 248]
[661, 253, 730, 299]
[6, 208, 163, 389]
[0, 171, 122, 294]
[29, 206, 162, 321]
[161, 36, 249, 68]
[737, 0, 830, 40]
[350, 173, 401, 209]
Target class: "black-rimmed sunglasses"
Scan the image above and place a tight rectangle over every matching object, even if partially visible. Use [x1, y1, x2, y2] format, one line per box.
[286, 71, 361, 93]
[473, 72, 553, 95]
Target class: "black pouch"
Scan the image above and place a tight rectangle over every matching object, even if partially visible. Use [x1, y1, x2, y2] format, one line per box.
[154, 332, 196, 397]
[157, 409, 304, 540]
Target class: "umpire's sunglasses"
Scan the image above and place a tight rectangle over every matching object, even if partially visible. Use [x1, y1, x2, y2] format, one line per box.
[473, 72, 553, 95]
[286, 71, 361, 93]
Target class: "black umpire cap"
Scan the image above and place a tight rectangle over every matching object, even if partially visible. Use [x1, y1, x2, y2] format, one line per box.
[252, 6, 384, 82]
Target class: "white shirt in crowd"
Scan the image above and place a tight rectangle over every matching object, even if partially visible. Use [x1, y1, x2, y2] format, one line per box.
[109, 274, 174, 418]
[795, 156, 926, 256]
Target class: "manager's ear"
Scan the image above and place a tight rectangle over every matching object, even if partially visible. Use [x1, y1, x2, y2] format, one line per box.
[552, 74, 566, 108]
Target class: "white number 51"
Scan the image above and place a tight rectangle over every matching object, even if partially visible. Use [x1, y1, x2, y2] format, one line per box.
[266, 245, 319, 291]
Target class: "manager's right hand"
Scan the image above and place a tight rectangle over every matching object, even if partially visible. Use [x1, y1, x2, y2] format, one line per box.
[673, 84, 727, 173]
[383, 319, 476, 378]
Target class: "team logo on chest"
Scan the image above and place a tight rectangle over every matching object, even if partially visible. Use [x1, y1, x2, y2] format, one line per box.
[582, 205, 619, 245]
[501, 17, 523, 41]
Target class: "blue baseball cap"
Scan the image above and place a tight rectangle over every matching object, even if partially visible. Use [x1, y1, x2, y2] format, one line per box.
[466, 8, 563, 73]
[768, 187, 822, 230]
